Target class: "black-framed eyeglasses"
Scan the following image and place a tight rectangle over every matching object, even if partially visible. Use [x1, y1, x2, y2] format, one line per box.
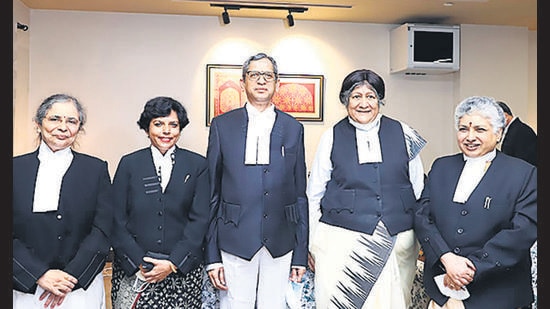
[246, 71, 277, 82]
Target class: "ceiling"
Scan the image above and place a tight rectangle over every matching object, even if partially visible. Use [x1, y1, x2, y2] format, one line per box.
[19, 0, 537, 31]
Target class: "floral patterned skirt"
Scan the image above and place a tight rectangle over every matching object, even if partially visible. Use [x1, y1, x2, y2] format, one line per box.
[111, 259, 203, 309]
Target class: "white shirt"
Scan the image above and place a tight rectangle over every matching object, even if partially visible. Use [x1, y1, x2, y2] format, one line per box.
[351, 114, 384, 163]
[244, 103, 276, 165]
[33, 141, 73, 212]
[452, 150, 496, 203]
[151, 145, 175, 193]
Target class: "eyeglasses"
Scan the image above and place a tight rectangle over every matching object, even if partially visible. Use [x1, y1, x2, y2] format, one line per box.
[246, 71, 277, 82]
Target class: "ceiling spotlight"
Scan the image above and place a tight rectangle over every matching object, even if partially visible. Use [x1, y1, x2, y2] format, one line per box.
[222, 7, 230, 24]
[287, 11, 295, 27]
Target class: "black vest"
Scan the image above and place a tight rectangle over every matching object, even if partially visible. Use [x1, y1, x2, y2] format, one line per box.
[319, 116, 417, 235]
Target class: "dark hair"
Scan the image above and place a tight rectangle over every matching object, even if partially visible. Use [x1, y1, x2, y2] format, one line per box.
[339, 69, 385, 106]
[241, 52, 279, 80]
[34, 93, 86, 129]
[137, 96, 189, 132]
[496, 101, 513, 116]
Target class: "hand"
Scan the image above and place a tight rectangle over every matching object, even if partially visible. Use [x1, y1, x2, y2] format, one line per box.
[36, 269, 77, 297]
[140, 257, 174, 283]
[208, 267, 228, 291]
[440, 252, 476, 290]
[307, 252, 315, 272]
[39, 290, 67, 309]
[289, 267, 306, 283]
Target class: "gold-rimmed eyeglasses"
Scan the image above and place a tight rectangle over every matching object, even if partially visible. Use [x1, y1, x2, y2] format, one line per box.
[246, 71, 277, 82]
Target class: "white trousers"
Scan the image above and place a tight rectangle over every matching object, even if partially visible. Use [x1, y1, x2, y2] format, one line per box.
[220, 247, 292, 309]
[13, 272, 105, 309]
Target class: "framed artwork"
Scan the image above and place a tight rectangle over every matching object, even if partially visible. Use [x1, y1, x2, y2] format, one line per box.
[206, 64, 244, 126]
[206, 64, 324, 126]
[273, 73, 324, 122]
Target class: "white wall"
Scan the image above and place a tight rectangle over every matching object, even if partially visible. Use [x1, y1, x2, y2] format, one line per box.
[13, 1, 537, 176]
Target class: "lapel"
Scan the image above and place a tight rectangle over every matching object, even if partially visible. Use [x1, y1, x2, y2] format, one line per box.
[58, 151, 78, 213]
[167, 146, 190, 189]
[239, 107, 248, 140]
[144, 147, 158, 176]
[139, 148, 162, 195]
[448, 154, 466, 193]
[271, 109, 285, 147]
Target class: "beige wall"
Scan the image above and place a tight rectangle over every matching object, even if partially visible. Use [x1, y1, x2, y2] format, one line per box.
[458, 24, 535, 130]
[13, 0, 30, 155]
[528, 31, 537, 130]
[13, 0, 537, 176]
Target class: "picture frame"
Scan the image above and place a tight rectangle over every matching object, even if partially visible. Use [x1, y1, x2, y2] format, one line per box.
[206, 64, 324, 126]
[273, 73, 324, 122]
[206, 64, 243, 126]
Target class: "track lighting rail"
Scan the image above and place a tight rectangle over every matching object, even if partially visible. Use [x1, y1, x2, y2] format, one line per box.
[211, 3, 308, 25]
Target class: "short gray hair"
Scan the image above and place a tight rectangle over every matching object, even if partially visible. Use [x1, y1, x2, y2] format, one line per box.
[454, 96, 505, 135]
[241, 52, 279, 80]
